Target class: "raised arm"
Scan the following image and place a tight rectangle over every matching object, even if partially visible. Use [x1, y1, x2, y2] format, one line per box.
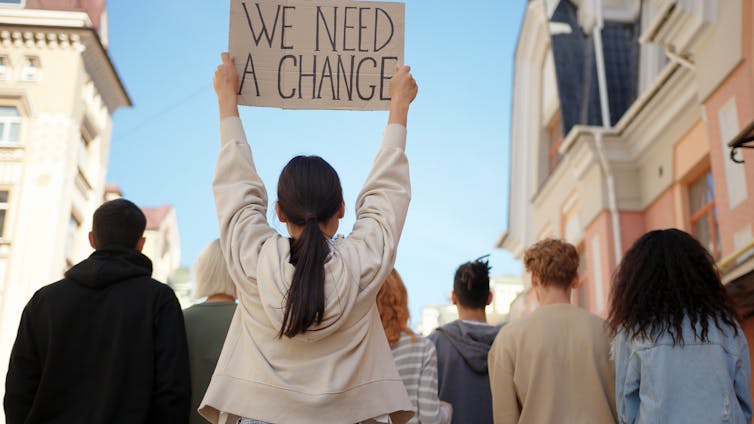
[212, 53, 277, 284]
[348, 66, 418, 294]
[215, 52, 240, 120]
[387, 65, 417, 127]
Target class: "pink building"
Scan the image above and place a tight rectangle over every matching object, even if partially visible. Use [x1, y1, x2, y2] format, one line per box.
[500, 0, 754, 369]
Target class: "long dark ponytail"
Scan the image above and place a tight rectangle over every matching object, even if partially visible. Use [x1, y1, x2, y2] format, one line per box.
[277, 155, 343, 338]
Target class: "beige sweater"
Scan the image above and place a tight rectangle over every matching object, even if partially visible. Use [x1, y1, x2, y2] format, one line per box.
[199, 117, 414, 424]
[488, 304, 617, 424]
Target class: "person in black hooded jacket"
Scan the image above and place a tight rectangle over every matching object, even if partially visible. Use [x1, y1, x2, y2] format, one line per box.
[4, 198, 191, 424]
[428, 258, 500, 424]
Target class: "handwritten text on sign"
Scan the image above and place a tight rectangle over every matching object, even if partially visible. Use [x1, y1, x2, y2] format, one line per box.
[229, 0, 405, 110]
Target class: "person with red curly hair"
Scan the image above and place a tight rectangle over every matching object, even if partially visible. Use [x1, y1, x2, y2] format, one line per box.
[377, 269, 451, 424]
[488, 239, 617, 424]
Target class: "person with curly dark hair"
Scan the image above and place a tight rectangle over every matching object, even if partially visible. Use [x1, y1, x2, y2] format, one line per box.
[488, 238, 617, 423]
[608, 228, 752, 423]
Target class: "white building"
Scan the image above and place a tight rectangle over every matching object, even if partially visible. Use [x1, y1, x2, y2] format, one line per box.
[0, 0, 129, 404]
[141, 205, 181, 285]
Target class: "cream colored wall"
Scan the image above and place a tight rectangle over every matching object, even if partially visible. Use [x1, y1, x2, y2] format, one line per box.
[0, 18, 120, 411]
[694, 0, 742, 102]
[141, 208, 181, 285]
[502, 0, 550, 258]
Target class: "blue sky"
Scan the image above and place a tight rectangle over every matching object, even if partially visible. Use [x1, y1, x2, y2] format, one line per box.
[106, 0, 526, 323]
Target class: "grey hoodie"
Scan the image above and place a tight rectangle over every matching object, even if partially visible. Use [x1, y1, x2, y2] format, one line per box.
[428, 320, 501, 424]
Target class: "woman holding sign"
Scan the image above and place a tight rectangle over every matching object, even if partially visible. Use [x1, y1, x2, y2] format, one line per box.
[199, 52, 418, 424]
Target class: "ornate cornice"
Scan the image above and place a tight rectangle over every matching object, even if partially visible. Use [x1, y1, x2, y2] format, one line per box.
[0, 29, 84, 50]
[0, 21, 131, 113]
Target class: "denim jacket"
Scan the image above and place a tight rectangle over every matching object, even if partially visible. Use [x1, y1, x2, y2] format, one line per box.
[613, 316, 752, 424]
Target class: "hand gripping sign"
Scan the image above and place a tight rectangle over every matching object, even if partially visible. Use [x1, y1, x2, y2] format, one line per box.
[229, 0, 405, 110]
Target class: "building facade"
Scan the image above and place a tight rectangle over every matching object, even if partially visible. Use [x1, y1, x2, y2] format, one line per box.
[0, 0, 129, 407]
[141, 205, 181, 285]
[500, 0, 754, 386]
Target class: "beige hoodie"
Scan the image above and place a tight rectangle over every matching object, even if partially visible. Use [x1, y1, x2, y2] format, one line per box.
[199, 117, 414, 424]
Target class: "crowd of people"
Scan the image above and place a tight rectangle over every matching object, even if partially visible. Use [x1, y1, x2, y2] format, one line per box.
[3, 54, 752, 424]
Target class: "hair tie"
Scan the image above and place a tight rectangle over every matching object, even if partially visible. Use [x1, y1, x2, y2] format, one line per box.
[304, 213, 317, 223]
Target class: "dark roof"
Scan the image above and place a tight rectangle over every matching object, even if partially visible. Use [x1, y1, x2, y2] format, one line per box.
[549, 0, 639, 134]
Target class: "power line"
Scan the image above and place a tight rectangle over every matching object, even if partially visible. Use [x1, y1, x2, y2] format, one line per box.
[113, 86, 212, 142]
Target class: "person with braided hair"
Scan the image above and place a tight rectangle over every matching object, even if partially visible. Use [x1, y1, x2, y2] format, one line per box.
[428, 258, 500, 424]
[487, 238, 617, 424]
[608, 229, 751, 423]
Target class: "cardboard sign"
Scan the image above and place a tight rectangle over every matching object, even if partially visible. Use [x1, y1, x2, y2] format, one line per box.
[229, 0, 405, 110]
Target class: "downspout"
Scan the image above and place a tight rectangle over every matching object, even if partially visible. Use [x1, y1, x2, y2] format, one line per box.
[593, 0, 623, 266]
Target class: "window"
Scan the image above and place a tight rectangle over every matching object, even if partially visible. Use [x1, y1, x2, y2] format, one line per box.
[0, 0, 24, 5]
[0, 56, 9, 80]
[65, 215, 80, 260]
[575, 243, 589, 307]
[547, 112, 564, 175]
[689, 171, 721, 259]
[0, 190, 8, 238]
[0, 106, 20, 144]
[21, 57, 40, 81]
[78, 133, 89, 171]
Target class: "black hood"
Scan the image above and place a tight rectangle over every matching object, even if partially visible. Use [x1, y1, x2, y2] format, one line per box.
[436, 320, 501, 374]
[65, 247, 153, 289]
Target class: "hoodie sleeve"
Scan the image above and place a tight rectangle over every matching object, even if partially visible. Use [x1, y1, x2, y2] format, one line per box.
[4, 298, 41, 424]
[149, 288, 191, 423]
[347, 124, 410, 295]
[213, 116, 278, 287]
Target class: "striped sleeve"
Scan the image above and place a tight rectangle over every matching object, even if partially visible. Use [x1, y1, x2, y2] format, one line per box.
[416, 339, 451, 424]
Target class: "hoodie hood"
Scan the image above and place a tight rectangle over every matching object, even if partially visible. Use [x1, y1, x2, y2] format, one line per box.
[65, 247, 153, 289]
[437, 320, 501, 374]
